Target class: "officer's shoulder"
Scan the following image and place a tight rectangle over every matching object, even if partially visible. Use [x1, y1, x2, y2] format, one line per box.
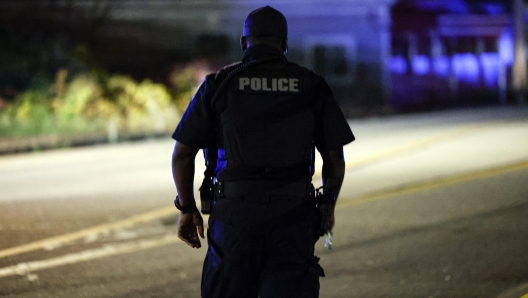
[223, 61, 243, 72]
[286, 61, 326, 84]
[208, 61, 243, 82]
[219, 61, 243, 77]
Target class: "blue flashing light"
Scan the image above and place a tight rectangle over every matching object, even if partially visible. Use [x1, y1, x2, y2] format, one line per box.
[433, 56, 450, 77]
[388, 56, 407, 74]
[412, 55, 430, 76]
[415, 0, 468, 13]
[452, 54, 479, 84]
[480, 53, 499, 87]
[482, 3, 505, 15]
[499, 29, 514, 66]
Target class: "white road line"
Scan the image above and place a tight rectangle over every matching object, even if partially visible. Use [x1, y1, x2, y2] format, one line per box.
[2, 159, 526, 280]
[0, 122, 504, 261]
[1, 153, 527, 279]
[0, 235, 179, 279]
[0, 207, 176, 259]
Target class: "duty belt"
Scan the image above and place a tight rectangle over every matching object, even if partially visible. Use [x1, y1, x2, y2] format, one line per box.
[215, 181, 314, 203]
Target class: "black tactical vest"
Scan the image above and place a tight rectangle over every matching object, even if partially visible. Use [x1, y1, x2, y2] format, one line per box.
[213, 60, 317, 182]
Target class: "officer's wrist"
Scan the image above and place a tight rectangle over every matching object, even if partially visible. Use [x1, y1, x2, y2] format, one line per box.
[174, 196, 197, 214]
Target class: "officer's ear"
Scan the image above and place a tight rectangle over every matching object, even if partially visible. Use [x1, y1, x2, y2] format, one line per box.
[240, 36, 248, 51]
[281, 38, 288, 54]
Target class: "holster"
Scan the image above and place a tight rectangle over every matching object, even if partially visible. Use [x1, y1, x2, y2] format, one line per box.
[199, 148, 217, 214]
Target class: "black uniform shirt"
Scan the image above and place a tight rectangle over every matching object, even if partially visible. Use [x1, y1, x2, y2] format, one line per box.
[172, 45, 355, 181]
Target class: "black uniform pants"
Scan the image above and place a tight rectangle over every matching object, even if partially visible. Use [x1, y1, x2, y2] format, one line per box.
[201, 189, 323, 298]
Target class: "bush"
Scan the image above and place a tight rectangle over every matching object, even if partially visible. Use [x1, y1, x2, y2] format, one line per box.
[0, 56, 209, 150]
[168, 60, 212, 113]
[0, 69, 185, 141]
[104, 75, 178, 134]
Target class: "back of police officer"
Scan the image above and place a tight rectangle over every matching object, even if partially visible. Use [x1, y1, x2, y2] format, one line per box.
[171, 6, 355, 298]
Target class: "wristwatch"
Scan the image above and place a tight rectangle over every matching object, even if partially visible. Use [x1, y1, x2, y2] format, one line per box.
[174, 196, 197, 214]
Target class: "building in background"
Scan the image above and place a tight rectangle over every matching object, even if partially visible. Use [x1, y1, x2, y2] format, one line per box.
[0, 0, 396, 117]
[0, 0, 524, 115]
[98, 0, 397, 116]
[390, 0, 518, 111]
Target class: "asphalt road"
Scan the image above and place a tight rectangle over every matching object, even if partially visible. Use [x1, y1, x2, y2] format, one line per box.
[0, 106, 527, 298]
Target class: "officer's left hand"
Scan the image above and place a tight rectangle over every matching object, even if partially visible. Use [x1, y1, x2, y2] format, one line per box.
[177, 207, 205, 248]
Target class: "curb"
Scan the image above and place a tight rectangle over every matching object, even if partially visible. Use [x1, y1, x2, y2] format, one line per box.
[0, 131, 171, 156]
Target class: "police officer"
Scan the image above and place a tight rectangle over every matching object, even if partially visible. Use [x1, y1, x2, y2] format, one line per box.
[171, 6, 354, 298]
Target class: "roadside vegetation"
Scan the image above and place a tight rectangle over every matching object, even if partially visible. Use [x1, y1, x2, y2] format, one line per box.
[0, 43, 207, 151]
[0, 65, 200, 138]
[0, 1, 216, 152]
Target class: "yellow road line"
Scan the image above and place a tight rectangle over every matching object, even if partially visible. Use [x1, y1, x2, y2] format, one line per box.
[345, 124, 488, 169]
[520, 293, 528, 298]
[0, 122, 509, 260]
[2, 158, 525, 278]
[0, 206, 176, 259]
[0, 160, 526, 277]
[336, 159, 528, 210]
[313, 122, 492, 178]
